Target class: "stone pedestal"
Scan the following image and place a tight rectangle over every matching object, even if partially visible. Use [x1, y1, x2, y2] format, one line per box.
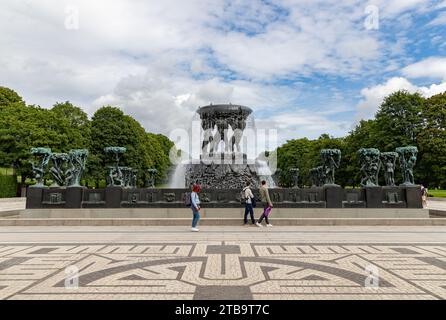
[26, 187, 44, 209]
[403, 185, 422, 208]
[105, 187, 123, 208]
[324, 185, 343, 208]
[364, 186, 383, 208]
[186, 161, 259, 190]
[65, 187, 84, 208]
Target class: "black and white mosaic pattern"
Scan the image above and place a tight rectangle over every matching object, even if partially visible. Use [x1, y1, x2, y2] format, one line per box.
[1, 242, 446, 299]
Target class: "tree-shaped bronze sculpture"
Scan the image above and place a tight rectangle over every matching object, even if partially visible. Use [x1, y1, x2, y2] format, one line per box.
[67, 149, 88, 187]
[380, 152, 398, 186]
[130, 169, 138, 188]
[30, 147, 52, 188]
[396, 146, 418, 186]
[358, 148, 381, 187]
[104, 147, 126, 187]
[320, 149, 341, 185]
[309, 166, 325, 187]
[49, 153, 70, 187]
[147, 168, 157, 188]
[289, 167, 300, 188]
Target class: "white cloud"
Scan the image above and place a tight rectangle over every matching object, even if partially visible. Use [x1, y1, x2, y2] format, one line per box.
[356, 76, 446, 120]
[428, 11, 446, 26]
[258, 112, 351, 143]
[435, 0, 446, 9]
[402, 57, 446, 80]
[369, 0, 432, 16]
[91, 69, 301, 136]
[418, 82, 446, 96]
[0, 0, 388, 92]
[356, 77, 418, 119]
[0, 0, 442, 143]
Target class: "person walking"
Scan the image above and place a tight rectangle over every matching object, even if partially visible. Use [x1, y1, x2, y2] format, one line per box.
[243, 181, 255, 225]
[421, 185, 428, 208]
[256, 180, 273, 227]
[190, 184, 201, 232]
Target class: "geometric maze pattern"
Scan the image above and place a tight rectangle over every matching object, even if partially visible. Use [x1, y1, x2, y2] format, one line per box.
[1, 243, 446, 300]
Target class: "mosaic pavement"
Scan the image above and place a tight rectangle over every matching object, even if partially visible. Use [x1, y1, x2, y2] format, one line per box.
[1, 240, 446, 299]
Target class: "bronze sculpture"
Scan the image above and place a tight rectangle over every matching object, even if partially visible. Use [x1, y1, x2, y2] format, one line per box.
[49, 153, 70, 187]
[289, 167, 300, 188]
[104, 147, 126, 187]
[320, 149, 341, 185]
[30, 147, 52, 188]
[147, 168, 157, 188]
[358, 148, 380, 187]
[67, 149, 88, 187]
[380, 152, 398, 186]
[396, 146, 418, 185]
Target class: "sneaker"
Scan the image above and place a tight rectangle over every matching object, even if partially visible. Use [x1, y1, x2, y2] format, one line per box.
[266, 224, 273, 227]
[255, 222, 263, 228]
[191, 227, 199, 232]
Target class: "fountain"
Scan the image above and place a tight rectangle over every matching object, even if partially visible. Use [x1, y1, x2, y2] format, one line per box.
[182, 104, 265, 189]
[25, 105, 422, 210]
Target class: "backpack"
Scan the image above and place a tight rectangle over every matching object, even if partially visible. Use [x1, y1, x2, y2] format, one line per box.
[240, 190, 246, 204]
[240, 188, 256, 207]
[184, 192, 192, 207]
[251, 195, 257, 208]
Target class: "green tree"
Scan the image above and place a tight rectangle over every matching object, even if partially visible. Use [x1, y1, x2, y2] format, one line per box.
[417, 93, 446, 188]
[145, 133, 172, 184]
[374, 90, 424, 151]
[0, 86, 24, 107]
[0, 103, 60, 184]
[276, 135, 347, 187]
[88, 106, 154, 186]
[50, 101, 91, 150]
[343, 120, 379, 186]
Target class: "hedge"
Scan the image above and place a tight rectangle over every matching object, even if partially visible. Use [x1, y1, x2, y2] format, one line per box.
[0, 174, 18, 198]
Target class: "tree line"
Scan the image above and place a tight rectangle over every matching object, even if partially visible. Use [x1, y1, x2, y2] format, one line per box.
[0, 86, 175, 189]
[2, 86, 445, 190]
[276, 90, 446, 189]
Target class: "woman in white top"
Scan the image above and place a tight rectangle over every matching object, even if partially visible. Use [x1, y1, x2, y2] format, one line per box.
[243, 181, 255, 225]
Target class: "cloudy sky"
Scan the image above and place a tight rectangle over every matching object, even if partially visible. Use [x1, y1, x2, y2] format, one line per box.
[1, 0, 446, 145]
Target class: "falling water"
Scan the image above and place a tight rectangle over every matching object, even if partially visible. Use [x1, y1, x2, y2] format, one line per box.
[256, 159, 276, 188]
[248, 114, 276, 188]
[168, 160, 188, 188]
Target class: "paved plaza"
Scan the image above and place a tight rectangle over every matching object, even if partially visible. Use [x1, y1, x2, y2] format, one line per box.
[0, 225, 446, 300]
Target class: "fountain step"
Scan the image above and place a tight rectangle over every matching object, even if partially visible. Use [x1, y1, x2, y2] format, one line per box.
[0, 217, 444, 226]
[14, 208, 428, 219]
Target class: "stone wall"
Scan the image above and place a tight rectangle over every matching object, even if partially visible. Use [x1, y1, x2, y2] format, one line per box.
[26, 186, 422, 209]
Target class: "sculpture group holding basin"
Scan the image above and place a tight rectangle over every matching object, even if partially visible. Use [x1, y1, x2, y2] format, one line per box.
[186, 104, 261, 190]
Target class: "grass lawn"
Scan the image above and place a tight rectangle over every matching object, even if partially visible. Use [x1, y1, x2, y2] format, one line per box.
[428, 190, 446, 198]
[0, 167, 14, 176]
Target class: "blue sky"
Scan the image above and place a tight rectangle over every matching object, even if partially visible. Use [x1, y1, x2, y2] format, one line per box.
[1, 0, 446, 145]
